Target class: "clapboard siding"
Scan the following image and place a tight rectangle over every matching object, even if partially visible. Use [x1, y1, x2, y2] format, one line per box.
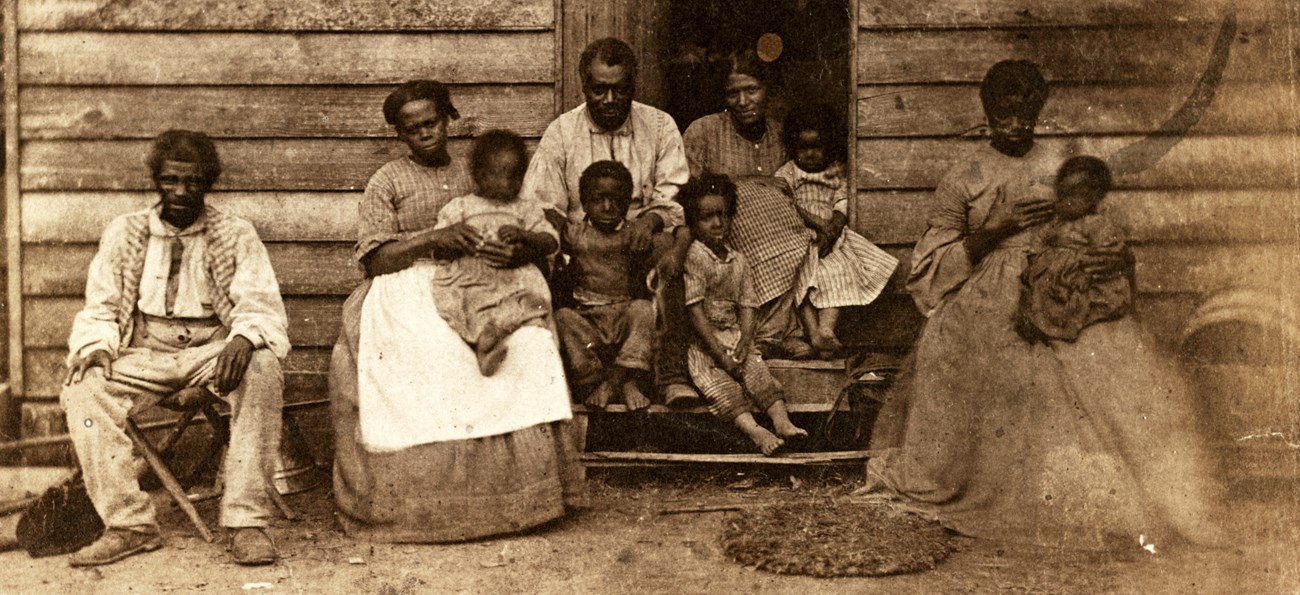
[857, 82, 1298, 137]
[25, 296, 343, 349]
[21, 0, 553, 31]
[856, 189, 1299, 246]
[856, 23, 1289, 84]
[22, 138, 539, 191]
[854, 135, 1294, 190]
[21, 85, 554, 140]
[11, 1, 559, 415]
[23, 242, 360, 296]
[23, 347, 333, 401]
[22, 192, 359, 243]
[20, 32, 554, 85]
[851, 1, 1300, 361]
[858, 0, 1287, 29]
[23, 135, 1284, 192]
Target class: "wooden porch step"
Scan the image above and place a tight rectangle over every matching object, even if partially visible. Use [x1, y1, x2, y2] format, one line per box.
[580, 450, 872, 467]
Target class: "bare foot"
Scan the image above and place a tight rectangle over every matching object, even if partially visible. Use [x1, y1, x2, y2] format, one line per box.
[584, 381, 615, 409]
[773, 419, 809, 440]
[621, 381, 651, 411]
[476, 322, 510, 376]
[741, 425, 785, 456]
[809, 331, 842, 355]
[476, 342, 508, 376]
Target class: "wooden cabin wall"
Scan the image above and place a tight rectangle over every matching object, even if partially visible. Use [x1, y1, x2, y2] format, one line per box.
[849, 0, 1300, 351]
[11, 0, 558, 446]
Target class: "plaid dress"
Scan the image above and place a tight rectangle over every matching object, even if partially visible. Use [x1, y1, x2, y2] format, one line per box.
[729, 178, 814, 304]
[683, 113, 787, 179]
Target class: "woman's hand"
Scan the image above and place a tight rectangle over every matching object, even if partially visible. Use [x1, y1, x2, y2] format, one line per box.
[1081, 244, 1132, 282]
[815, 229, 837, 258]
[426, 223, 482, 256]
[478, 238, 526, 268]
[982, 187, 1054, 233]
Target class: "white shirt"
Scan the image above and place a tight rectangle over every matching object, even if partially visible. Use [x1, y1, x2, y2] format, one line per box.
[68, 207, 290, 361]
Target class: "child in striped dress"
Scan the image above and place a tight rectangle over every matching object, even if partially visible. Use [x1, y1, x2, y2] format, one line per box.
[777, 108, 899, 356]
[681, 173, 808, 456]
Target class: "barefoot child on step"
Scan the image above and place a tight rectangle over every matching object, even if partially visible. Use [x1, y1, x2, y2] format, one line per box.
[554, 161, 656, 410]
[681, 173, 808, 455]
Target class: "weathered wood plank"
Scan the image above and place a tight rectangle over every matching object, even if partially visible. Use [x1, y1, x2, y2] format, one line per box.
[854, 135, 1299, 190]
[24, 296, 343, 348]
[20, 0, 553, 31]
[21, 84, 554, 140]
[23, 138, 543, 191]
[23, 346, 332, 400]
[857, 0, 1282, 29]
[857, 82, 1298, 137]
[856, 23, 1290, 84]
[22, 192, 360, 242]
[854, 189, 1300, 246]
[20, 32, 554, 85]
[872, 241, 1295, 297]
[23, 135, 1289, 192]
[23, 242, 361, 296]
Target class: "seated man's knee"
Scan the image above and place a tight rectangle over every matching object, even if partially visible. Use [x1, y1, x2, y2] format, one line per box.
[59, 372, 108, 409]
[245, 349, 283, 380]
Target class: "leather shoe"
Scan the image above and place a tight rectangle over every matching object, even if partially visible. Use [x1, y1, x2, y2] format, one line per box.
[231, 527, 278, 566]
[69, 528, 162, 567]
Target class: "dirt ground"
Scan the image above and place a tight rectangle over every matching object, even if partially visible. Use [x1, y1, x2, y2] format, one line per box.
[2, 465, 1298, 595]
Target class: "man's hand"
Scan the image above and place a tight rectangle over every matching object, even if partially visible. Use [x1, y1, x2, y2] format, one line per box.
[655, 251, 684, 282]
[543, 209, 569, 236]
[65, 349, 113, 385]
[214, 335, 255, 394]
[626, 216, 659, 254]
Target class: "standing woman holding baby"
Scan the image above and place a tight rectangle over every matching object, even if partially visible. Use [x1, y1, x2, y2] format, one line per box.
[862, 60, 1225, 551]
[330, 80, 581, 542]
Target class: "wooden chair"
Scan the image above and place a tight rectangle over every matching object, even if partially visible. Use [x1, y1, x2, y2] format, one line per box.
[124, 386, 295, 543]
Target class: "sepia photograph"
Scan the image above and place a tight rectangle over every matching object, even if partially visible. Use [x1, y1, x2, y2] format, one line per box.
[0, 0, 1296, 592]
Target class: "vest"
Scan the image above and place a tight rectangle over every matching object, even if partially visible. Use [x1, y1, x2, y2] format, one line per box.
[106, 206, 243, 344]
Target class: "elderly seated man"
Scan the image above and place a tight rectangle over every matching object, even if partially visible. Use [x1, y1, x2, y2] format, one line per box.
[59, 129, 290, 567]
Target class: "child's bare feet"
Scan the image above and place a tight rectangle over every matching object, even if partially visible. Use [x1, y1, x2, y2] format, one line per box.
[476, 322, 510, 376]
[621, 381, 651, 411]
[584, 381, 615, 409]
[742, 424, 785, 456]
[773, 419, 809, 440]
[476, 342, 508, 376]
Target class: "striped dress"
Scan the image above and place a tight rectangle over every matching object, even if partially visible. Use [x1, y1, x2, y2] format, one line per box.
[777, 161, 898, 308]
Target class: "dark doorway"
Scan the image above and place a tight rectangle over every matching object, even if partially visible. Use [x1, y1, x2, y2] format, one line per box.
[660, 0, 853, 134]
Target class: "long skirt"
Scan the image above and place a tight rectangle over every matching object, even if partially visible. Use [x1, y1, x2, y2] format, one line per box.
[330, 274, 583, 543]
[865, 243, 1225, 550]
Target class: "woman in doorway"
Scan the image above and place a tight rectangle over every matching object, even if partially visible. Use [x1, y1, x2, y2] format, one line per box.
[861, 60, 1224, 551]
[330, 80, 582, 542]
[680, 50, 814, 358]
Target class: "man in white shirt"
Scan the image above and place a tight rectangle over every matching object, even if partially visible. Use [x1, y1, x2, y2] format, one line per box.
[60, 130, 290, 567]
[522, 37, 698, 404]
